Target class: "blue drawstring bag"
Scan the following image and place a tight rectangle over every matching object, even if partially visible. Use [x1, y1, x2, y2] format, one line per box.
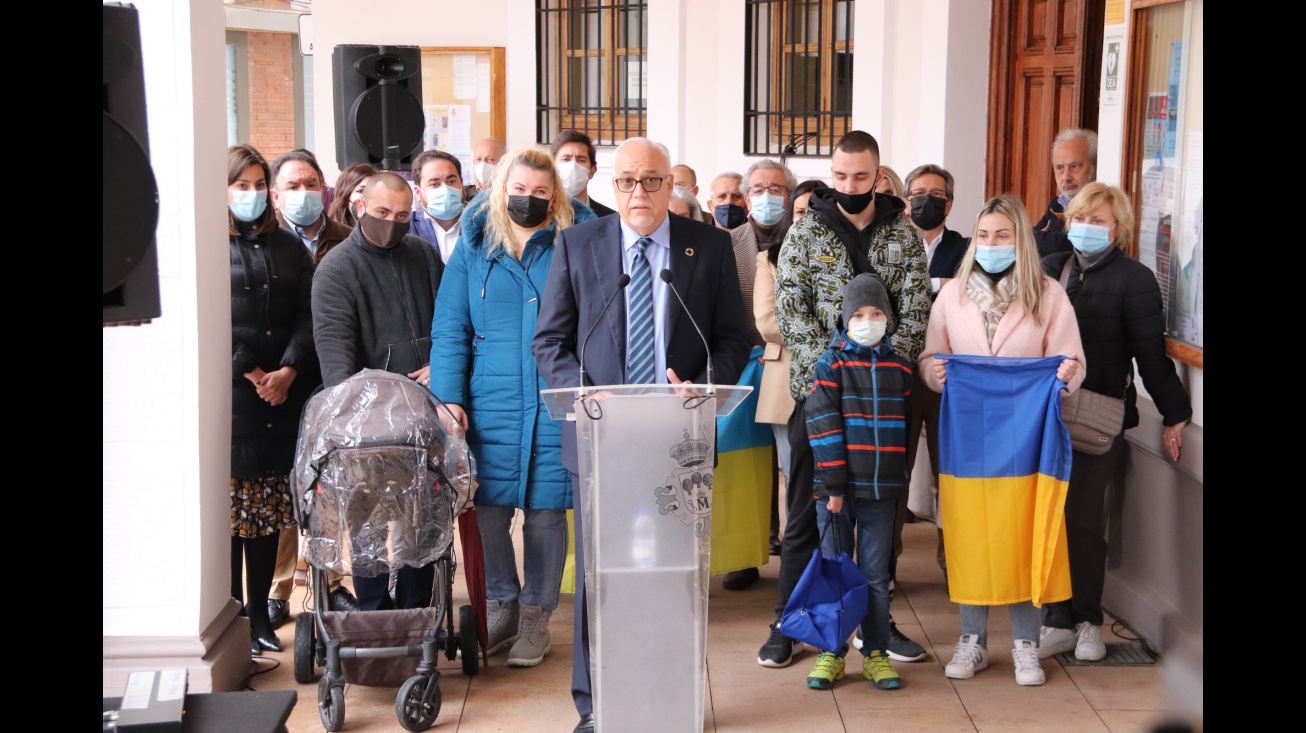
[778, 512, 869, 652]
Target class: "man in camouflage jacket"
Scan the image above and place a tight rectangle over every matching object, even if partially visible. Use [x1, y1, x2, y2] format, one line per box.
[757, 131, 933, 671]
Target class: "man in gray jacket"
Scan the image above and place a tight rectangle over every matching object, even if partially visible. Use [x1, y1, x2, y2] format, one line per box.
[311, 171, 445, 609]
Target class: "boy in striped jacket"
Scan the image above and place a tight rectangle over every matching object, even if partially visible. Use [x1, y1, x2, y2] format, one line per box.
[803, 273, 913, 692]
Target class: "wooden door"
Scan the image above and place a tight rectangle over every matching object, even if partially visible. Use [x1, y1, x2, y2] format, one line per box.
[986, 0, 1104, 222]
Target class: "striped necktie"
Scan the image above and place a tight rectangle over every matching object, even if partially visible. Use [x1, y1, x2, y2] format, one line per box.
[626, 236, 656, 384]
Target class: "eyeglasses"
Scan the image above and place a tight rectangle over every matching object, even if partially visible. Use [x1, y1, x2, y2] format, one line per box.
[613, 177, 665, 193]
[907, 189, 948, 200]
[747, 185, 788, 197]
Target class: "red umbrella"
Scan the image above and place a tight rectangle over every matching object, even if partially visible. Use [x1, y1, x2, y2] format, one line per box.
[457, 506, 490, 669]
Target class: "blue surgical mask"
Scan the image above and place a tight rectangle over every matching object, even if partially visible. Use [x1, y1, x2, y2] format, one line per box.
[229, 189, 267, 222]
[424, 185, 465, 221]
[1067, 222, 1114, 254]
[749, 193, 785, 226]
[280, 190, 323, 227]
[847, 320, 886, 347]
[974, 244, 1017, 274]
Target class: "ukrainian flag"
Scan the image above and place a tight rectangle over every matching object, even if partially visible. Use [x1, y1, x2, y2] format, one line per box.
[937, 355, 1073, 607]
[710, 345, 774, 574]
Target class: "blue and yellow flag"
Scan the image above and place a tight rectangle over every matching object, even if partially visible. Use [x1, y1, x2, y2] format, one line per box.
[710, 346, 774, 575]
[937, 355, 1072, 607]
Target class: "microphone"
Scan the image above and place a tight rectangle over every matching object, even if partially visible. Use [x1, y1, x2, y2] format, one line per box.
[579, 273, 631, 388]
[659, 269, 713, 389]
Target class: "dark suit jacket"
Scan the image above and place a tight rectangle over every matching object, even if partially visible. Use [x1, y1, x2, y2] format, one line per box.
[1033, 198, 1073, 258]
[533, 213, 752, 472]
[929, 227, 969, 282]
[586, 198, 617, 218]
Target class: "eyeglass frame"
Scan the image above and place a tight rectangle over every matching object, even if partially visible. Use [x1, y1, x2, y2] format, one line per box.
[613, 177, 666, 193]
[906, 188, 949, 200]
[747, 185, 789, 197]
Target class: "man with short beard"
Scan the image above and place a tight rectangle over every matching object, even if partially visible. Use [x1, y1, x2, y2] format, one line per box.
[311, 171, 446, 610]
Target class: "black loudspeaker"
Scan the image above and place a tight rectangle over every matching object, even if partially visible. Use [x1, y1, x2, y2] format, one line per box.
[103, 2, 161, 327]
[333, 45, 425, 172]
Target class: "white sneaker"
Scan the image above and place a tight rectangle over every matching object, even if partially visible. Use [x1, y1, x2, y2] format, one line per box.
[1037, 625, 1077, 659]
[1012, 640, 1046, 686]
[1074, 622, 1106, 661]
[944, 634, 989, 679]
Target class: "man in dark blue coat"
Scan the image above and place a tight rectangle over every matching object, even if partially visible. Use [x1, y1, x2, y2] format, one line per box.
[532, 137, 750, 733]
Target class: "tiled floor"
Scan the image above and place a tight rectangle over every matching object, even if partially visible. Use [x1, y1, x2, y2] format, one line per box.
[244, 519, 1179, 732]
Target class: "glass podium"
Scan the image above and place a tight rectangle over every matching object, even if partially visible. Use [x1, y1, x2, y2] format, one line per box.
[543, 385, 752, 733]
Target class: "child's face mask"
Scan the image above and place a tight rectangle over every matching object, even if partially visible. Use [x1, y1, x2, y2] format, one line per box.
[848, 320, 886, 347]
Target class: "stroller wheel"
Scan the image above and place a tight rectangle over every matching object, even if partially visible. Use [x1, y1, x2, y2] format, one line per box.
[293, 612, 317, 683]
[318, 676, 345, 731]
[396, 674, 441, 731]
[459, 605, 479, 676]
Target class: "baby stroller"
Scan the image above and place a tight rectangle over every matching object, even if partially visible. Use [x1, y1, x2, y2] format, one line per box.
[291, 369, 481, 731]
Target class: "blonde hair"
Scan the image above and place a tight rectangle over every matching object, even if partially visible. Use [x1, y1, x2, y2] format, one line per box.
[877, 166, 905, 197]
[954, 194, 1049, 325]
[486, 148, 575, 259]
[1064, 181, 1135, 253]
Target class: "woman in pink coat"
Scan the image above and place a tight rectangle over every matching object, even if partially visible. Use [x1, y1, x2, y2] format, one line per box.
[917, 194, 1086, 687]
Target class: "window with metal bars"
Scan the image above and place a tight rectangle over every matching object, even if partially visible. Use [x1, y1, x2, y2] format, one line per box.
[537, 0, 647, 146]
[744, 0, 854, 157]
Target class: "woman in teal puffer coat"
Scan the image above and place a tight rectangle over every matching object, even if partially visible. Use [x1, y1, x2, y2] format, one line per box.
[430, 147, 595, 668]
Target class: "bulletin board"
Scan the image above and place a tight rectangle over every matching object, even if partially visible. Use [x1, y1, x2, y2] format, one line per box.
[1122, 0, 1202, 368]
[419, 47, 506, 180]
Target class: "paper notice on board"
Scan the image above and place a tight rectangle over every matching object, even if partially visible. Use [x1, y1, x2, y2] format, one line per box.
[454, 55, 477, 100]
[477, 63, 491, 113]
[425, 104, 473, 156]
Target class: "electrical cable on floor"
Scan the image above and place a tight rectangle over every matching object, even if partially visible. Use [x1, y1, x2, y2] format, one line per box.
[1109, 619, 1159, 658]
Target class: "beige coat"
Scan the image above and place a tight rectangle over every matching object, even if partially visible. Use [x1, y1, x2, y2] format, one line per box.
[753, 251, 796, 425]
[918, 275, 1087, 394]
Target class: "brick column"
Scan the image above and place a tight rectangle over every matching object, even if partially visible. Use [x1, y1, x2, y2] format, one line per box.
[246, 31, 295, 156]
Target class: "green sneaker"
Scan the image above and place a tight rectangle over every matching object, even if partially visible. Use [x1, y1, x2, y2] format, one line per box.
[806, 652, 846, 690]
[864, 650, 902, 690]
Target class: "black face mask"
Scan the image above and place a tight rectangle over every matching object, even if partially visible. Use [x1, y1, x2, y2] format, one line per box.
[507, 195, 551, 228]
[714, 203, 747, 229]
[833, 189, 875, 215]
[910, 195, 948, 230]
[358, 212, 410, 249]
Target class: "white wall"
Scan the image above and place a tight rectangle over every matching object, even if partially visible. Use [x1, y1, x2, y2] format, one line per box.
[103, 0, 230, 655]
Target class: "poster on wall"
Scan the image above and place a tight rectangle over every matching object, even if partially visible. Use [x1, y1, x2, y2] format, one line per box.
[1166, 41, 1183, 161]
[1170, 132, 1203, 348]
[423, 103, 474, 178]
[1144, 93, 1168, 167]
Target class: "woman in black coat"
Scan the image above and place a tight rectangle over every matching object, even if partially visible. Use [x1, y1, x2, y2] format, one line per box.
[227, 144, 317, 653]
[1037, 182, 1191, 662]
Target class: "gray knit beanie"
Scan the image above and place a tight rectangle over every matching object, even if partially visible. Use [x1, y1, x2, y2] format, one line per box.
[842, 273, 895, 335]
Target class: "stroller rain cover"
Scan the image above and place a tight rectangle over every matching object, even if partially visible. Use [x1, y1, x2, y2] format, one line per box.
[291, 369, 476, 578]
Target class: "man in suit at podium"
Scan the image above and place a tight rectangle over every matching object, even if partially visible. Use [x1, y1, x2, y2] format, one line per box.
[533, 137, 751, 733]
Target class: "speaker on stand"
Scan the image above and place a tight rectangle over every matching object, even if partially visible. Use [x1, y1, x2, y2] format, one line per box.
[332, 45, 426, 172]
[103, 2, 161, 326]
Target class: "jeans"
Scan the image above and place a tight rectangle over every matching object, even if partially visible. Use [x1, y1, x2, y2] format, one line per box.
[815, 496, 895, 655]
[958, 601, 1042, 648]
[477, 505, 568, 612]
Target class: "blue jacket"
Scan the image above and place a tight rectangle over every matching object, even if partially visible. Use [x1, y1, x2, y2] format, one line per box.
[806, 331, 913, 501]
[429, 195, 596, 510]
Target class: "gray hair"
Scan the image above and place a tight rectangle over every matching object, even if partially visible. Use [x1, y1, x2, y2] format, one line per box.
[1052, 128, 1098, 169]
[710, 171, 744, 191]
[670, 186, 704, 219]
[904, 164, 955, 201]
[743, 159, 798, 194]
